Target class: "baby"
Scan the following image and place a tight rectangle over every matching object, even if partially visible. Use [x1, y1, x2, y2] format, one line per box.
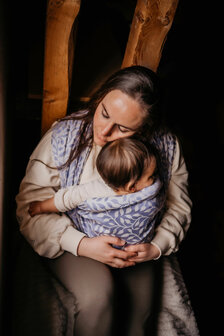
[29, 138, 164, 246]
[29, 137, 159, 217]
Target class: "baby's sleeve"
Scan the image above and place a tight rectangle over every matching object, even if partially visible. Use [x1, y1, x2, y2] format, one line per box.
[54, 179, 115, 212]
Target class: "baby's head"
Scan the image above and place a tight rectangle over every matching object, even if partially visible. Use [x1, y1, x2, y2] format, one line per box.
[96, 138, 158, 194]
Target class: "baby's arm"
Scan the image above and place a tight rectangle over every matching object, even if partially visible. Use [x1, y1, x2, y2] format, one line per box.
[54, 179, 115, 212]
[28, 178, 115, 217]
[29, 198, 57, 217]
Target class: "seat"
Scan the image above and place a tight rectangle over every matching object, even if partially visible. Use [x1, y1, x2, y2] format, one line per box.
[12, 1, 199, 335]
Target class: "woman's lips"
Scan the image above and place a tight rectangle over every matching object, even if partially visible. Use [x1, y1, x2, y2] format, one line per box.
[98, 134, 107, 143]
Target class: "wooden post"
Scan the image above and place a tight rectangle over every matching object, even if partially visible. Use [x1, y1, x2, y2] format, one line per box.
[41, 0, 81, 135]
[122, 0, 179, 72]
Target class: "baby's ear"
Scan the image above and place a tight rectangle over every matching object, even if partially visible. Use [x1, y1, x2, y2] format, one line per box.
[129, 185, 136, 193]
[125, 181, 136, 193]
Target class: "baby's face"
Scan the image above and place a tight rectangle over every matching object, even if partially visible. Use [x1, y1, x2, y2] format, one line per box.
[116, 156, 157, 195]
[133, 156, 157, 192]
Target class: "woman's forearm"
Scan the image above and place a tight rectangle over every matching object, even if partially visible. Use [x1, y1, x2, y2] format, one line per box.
[15, 128, 86, 258]
[151, 138, 192, 256]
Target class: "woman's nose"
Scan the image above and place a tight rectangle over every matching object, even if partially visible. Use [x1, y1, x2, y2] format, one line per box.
[101, 122, 114, 136]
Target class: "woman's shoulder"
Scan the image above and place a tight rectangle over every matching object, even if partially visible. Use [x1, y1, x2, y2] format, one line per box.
[28, 117, 84, 164]
[151, 128, 177, 157]
[152, 127, 177, 143]
[29, 125, 53, 163]
[51, 111, 92, 144]
[52, 118, 83, 137]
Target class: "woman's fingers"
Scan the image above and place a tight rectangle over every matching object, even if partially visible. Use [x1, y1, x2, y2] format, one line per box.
[103, 236, 126, 246]
[124, 243, 161, 262]
[106, 248, 137, 265]
[109, 258, 136, 268]
[78, 236, 137, 268]
[78, 236, 161, 266]
[102, 236, 138, 260]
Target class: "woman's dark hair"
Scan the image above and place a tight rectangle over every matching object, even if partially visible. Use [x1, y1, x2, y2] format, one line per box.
[61, 65, 161, 167]
[96, 137, 157, 190]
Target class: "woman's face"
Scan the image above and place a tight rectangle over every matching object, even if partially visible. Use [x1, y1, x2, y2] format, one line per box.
[93, 90, 144, 146]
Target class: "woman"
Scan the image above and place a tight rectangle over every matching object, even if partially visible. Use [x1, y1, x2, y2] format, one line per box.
[16, 66, 192, 336]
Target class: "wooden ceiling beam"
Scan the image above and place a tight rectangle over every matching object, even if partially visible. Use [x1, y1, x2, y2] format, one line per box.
[41, 0, 81, 135]
[122, 0, 179, 72]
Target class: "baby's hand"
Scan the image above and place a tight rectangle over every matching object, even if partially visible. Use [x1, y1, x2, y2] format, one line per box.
[28, 201, 42, 217]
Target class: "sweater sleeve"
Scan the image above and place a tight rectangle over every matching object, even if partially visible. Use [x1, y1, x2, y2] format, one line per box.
[15, 127, 86, 258]
[151, 138, 192, 256]
[54, 179, 115, 212]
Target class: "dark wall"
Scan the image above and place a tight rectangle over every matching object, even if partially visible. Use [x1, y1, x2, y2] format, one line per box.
[158, 3, 224, 335]
[2, 1, 224, 335]
[0, 1, 7, 332]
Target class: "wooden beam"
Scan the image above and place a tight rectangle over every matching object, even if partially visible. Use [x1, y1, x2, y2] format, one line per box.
[122, 0, 179, 72]
[41, 0, 81, 135]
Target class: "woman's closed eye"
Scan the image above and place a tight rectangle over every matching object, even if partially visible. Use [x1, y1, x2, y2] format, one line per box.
[101, 103, 135, 134]
[102, 108, 109, 119]
[102, 109, 131, 133]
[118, 125, 130, 133]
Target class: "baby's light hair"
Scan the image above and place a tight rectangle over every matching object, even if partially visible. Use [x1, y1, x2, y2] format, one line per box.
[96, 138, 156, 190]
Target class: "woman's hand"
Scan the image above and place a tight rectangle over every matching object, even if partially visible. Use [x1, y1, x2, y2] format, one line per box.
[124, 243, 161, 263]
[77, 236, 138, 268]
